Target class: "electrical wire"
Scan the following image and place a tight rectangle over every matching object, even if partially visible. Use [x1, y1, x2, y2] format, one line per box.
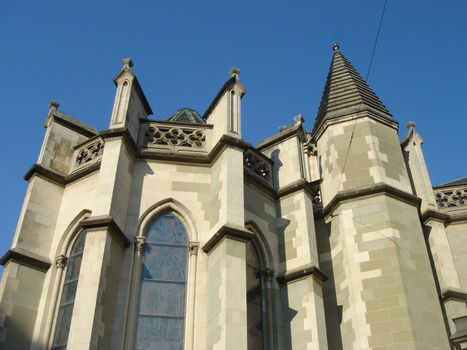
[333, 0, 389, 196]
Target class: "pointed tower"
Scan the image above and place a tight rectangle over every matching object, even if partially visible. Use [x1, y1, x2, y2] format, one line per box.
[110, 58, 152, 142]
[314, 44, 449, 349]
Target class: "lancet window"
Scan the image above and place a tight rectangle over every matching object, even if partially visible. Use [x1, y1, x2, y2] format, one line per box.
[51, 230, 87, 350]
[135, 212, 189, 350]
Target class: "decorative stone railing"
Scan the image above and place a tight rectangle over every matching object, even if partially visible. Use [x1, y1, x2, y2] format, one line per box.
[140, 121, 211, 154]
[72, 137, 105, 172]
[244, 149, 273, 187]
[434, 185, 467, 209]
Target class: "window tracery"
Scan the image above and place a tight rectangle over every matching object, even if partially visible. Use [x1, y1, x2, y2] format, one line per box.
[135, 212, 189, 350]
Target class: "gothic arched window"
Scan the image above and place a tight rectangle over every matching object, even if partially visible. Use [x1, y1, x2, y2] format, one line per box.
[136, 212, 189, 350]
[51, 230, 87, 350]
[246, 240, 263, 350]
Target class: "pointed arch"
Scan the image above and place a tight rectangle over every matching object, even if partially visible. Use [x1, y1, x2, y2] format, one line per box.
[135, 211, 189, 350]
[34, 209, 92, 349]
[55, 209, 92, 256]
[245, 220, 274, 271]
[245, 220, 277, 350]
[137, 198, 198, 242]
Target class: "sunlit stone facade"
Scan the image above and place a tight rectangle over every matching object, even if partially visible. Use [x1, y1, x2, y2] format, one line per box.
[0, 46, 466, 349]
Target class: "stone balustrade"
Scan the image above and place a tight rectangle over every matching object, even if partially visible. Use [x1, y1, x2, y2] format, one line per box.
[244, 148, 273, 187]
[435, 185, 467, 209]
[72, 137, 105, 172]
[140, 121, 211, 154]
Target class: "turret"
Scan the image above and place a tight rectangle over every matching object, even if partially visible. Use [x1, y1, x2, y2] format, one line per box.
[110, 58, 152, 143]
[313, 44, 449, 349]
[203, 67, 245, 144]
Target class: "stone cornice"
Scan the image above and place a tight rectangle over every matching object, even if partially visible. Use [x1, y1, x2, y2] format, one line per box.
[449, 212, 467, 224]
[23, 131, 257, 187]
[0, 248, 51, 272]
[323, 183, 421, 218]
[310, 112, 399, 143]
[244, 175, 322, 205]
[441, 288, 467, 302]
[202, 224, 255, 254]
[276, 263, 328, 285]
[421, 209, 451, 224]
[422, 209, 467, 225]
[277, 178, 321, 199]
[79, 215, 130, 247]
[99, 127, 139, 157]
[24, 162, 101, 187]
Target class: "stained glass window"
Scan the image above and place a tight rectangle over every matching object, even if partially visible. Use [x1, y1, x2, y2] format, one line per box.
[136, 212, 188, 350]
[51, 230, 87, 350]
[246, 240, 263, 350]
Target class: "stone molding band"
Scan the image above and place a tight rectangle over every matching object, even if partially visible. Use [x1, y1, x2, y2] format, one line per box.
[310, 111, 399, 142]
[276, 264, 328, 285]
[24, 129, 260, 185]
[421, 210, 467, 225]
[323, 182, 421, 219]
[79, 215, 130, 247]
[0, 248, 51, 272]
[202, 224, 255, 254]
[441, 289, 467, 303]
[24, 162, 101, 187]
[421, 209, 451, 224]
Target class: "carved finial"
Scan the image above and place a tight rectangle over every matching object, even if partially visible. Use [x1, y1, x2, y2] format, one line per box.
[49, 100, 60, 111]
[407, 121, 416, 129]
[332, 43, 340, 53]
[189, 242, 200, 256]
[293, 114, 304, 125]
[55, 255, 68, 269]
[134, 236, 146, 256]
[122, 57, 133, 69]
[229, 67, 240, 78]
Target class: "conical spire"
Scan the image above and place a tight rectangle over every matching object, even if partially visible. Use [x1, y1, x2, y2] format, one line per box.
[314, 43, 393, 129]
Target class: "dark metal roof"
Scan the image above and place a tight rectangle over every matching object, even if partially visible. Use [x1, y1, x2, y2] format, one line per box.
[314, 44, 393, 129]
[435, 177, 467, 188]
[166, 108, 205, 124]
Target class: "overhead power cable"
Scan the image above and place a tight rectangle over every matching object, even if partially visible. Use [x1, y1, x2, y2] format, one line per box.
[334, 0, 389, 195]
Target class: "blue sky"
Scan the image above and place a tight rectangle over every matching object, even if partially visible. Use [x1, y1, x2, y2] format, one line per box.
[0, 0, 466, 257]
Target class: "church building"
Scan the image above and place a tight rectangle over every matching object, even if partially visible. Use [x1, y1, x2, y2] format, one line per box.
[1, 44, 466, 349]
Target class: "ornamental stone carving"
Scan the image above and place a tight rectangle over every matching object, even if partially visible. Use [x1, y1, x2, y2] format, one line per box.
[261, 268, 274, 281]
[244, 149, 273, 186]
[303, 139, 317, 156]
[134, 236, 146, 256]
[435, 186, 467, 209]
[74, 139, 105, 170]
[189, 242, 200, 256]
[55, 255, 68, 269]
[145, 125, 206, 149]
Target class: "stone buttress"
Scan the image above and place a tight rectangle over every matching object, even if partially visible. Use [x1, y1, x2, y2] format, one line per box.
[256, 115, 328, 350]
[402, 123, 467, 346]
